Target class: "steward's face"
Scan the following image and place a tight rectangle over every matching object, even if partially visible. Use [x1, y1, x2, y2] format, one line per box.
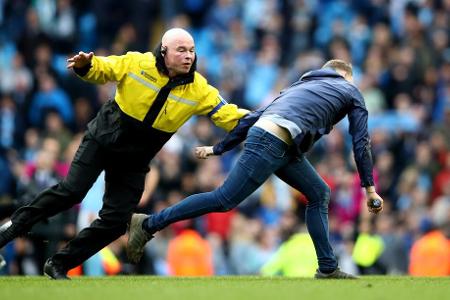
[164, 37, 195, 76]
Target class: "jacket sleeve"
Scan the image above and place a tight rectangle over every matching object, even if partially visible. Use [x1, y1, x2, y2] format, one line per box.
[348, 89, 375, 187]
[213, 109, 263, 155]
[196, 84, 249, 132]
[73, 52, 133, 84]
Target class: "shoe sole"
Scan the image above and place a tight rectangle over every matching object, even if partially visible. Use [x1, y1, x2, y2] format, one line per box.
[315, 274, 358, 279]
[44, 271, 54, 280]
[44, 271, 70, 280]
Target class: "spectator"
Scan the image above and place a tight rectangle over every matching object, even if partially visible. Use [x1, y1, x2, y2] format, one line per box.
[166, 228, 214, 276]
[28, 74, 73, 127]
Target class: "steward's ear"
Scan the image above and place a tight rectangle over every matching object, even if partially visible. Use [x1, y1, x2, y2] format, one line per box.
[160, 46, 167, 57]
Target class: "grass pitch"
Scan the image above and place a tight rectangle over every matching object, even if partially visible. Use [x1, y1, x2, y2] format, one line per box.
[0, 276, 448, 300]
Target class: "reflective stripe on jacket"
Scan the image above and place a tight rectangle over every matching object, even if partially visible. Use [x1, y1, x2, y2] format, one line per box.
[79, 51, 247, 133]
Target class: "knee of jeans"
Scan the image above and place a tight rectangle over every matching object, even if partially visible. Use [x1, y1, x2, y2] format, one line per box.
[215, 190, 237, 212]
[215, 197, 234, 212]
[309, 184, 331, 207]
[219, 202, 234, 212]
[321, 185, 331, 207]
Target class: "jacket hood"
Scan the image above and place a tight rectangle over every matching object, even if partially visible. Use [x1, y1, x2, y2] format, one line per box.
[300, 68, 344, 81]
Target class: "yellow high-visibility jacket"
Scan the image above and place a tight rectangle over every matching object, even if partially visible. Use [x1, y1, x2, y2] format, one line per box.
[78, 51, 248, 133]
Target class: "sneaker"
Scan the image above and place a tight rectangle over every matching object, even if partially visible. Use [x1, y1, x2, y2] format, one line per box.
[0, 254, 6, 270]
[126, 214, 154, 264]
[44, 258, 70, 280]
[314, 268, 358, 279]
[0, 221, 17, 249]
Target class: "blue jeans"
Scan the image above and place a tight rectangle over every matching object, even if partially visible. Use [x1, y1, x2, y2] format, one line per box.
[146, 126, 338, 272]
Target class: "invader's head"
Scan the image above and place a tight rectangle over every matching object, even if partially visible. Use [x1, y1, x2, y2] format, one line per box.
[322, 59, 353, 83]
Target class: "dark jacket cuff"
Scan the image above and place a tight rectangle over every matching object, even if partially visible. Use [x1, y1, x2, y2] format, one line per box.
[73, 62, 92, 77]
[213, 144, 223, 155]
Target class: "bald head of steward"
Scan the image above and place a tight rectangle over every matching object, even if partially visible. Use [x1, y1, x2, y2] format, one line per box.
[159, 28, 196, 77]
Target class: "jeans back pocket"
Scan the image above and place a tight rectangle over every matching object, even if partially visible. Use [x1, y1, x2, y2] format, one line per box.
[262, 136, 286, 158]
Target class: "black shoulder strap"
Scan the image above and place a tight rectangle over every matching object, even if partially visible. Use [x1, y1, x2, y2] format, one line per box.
[143, 73, 194, 127]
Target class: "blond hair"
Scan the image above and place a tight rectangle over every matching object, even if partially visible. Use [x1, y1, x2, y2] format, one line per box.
[322, 59, 353, 76]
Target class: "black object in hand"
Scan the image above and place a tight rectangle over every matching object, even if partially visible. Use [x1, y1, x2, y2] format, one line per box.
[370, 199, 382, 209]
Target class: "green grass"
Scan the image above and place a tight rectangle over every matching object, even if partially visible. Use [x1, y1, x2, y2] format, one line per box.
[0, 276, 449, 300]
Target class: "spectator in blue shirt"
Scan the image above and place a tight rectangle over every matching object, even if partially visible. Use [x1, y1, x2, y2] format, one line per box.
[29, 74, 73, 127]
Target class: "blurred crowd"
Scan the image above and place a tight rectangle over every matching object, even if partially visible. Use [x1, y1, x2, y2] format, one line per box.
[0, 0, 449, 277]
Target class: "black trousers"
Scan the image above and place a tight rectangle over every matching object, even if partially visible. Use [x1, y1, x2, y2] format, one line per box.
[10, 133, 148, 270]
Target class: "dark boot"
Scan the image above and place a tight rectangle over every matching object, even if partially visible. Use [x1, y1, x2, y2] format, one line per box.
[43, 258, 70, 280]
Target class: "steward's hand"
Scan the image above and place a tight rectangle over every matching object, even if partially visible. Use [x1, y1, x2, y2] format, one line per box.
[195, 146, 214, 159]
[67, 51, 94, 69]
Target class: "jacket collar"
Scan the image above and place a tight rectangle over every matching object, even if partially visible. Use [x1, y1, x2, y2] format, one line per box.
[300, 68, 344, 81]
